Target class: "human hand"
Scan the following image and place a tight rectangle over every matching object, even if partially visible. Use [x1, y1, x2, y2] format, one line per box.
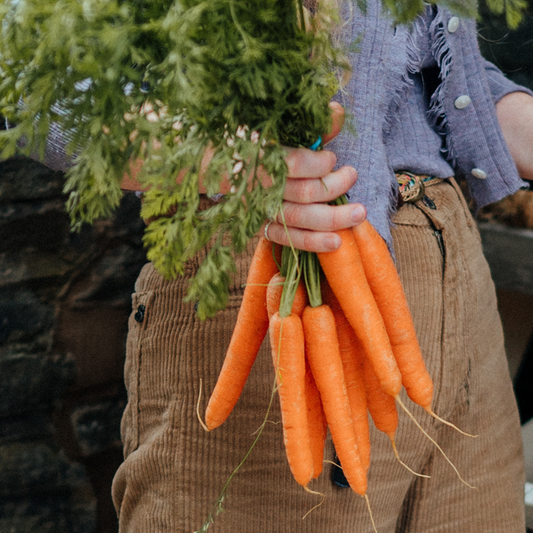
[496, 91, 533, 182]
[264, 102, 366, 252]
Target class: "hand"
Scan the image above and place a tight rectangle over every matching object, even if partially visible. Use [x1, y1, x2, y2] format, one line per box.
[496, 91, 533, 182]
[264, 102, 366, 252]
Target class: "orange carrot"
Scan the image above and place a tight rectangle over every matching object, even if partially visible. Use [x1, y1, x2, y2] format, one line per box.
[304, 359, 327, 479]
[317, 229, 402, 398]
[205, 236, 280, 431]
[352, 220, 433, 411]
[266, 273, 308, 319]
[302, 304, 367, 495]
[362, 354, 399, 441]
[321, 280, 371, 473]
[269, 312, 314, 487]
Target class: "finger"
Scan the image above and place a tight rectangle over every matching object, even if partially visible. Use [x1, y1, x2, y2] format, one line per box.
[283, 165, 357, 204]
[265, 222, 342, 253]
[275, 202, 366, 232]
[322, 101, 345, 145]
[285, 147, 337, 178]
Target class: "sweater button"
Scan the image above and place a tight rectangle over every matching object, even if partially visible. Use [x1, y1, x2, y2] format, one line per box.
[472, 168, 487, 179]
[454, 95, 472, 109]
[447, 16, 460, 33]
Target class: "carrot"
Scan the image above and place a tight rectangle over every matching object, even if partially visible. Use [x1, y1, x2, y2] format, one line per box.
[205, 236, 280, 431]
[304, 359, 327, 479]
[269, 311, 314, 487]
[321, 280, 371, 473]
[266, 272, 308, 319]
[302, 304, 367, 496]
[362, 355, 398, 441]
[317, 229, 402, 398]
[353, 221, 477, 438]
[352, 220, 433, 410]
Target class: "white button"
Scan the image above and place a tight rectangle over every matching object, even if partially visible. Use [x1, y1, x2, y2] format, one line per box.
[472, 168, 487, 179]
[454, 95, 471, 109]
[448, 17, 460, 33]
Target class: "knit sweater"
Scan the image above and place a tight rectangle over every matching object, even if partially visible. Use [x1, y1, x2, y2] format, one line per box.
[329, 2, 531, 245]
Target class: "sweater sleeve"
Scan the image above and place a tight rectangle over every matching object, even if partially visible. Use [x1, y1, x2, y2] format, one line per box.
[483, 58, 533, 104]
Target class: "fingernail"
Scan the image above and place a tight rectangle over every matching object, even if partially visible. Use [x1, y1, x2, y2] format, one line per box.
[347, 167, 357, 181]
[325, 234, 341, 251]
[351, 205, 366, 223]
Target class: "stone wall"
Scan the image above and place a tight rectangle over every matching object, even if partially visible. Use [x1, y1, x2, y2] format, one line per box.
[0, 156, 146, 533]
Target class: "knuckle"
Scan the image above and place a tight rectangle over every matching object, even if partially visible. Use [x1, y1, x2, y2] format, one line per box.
[330, 205, 346, 230]
[324, 150, 337, 170]
[302, 232, 317, 252]
[295, 181, 314, 204]
[281, 202, 298, 226]
[285, 149, 303, 176]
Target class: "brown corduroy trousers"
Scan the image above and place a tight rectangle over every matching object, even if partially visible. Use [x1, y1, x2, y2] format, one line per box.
[112, 179, 525, 532]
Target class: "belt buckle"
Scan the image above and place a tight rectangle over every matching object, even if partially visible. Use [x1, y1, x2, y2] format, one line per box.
[396, 172, 426, 204]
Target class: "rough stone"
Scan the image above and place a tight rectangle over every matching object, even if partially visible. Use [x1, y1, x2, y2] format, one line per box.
[0, 250, 73, 288]
[0, 414, 55, 446]
[71, 396, 126, 456]
[0, 198, 70, 253]
[0, 461, 96, 533]
[0, 442, 81, 497]
[0, 158, 65, 203]
[0, 290, 55, 345]
[0, 352, 76, 415]
[68, 245, 146, 307]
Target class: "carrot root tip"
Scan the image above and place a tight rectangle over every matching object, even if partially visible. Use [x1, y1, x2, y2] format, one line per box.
[364, 494, 378, 533]
[197, 379, 210, 432]
[424, 407, 478, 438]
[389, 438, 430, 479]
[323, 459, 342, 469]
[395, 396, 477, 490]
[302, 487, 326, 520]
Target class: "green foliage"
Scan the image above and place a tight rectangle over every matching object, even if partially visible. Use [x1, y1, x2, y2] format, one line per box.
[0, 0, 525, 317]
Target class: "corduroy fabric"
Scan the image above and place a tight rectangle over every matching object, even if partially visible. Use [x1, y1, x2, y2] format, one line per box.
[112, 180, 525, 533]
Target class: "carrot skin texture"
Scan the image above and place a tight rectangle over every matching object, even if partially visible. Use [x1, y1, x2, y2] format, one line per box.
[363, 354, 399, 440]
[302, 304, 367, 495]
[322, 280, 371, 472]
[317, 229, 402, 398]
[270, 312, 314, 487]
[304, 360, 327, 479]
[205, 237, 279, 431]
[352, 220, 433, 409]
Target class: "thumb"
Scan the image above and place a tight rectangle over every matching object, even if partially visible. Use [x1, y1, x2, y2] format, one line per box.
[322, 101, 345, 146]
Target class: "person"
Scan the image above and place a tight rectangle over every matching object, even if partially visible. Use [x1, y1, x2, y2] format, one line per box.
[28, 1, 533, 531]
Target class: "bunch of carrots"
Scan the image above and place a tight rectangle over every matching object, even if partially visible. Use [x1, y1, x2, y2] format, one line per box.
[202, 203, 473, 516]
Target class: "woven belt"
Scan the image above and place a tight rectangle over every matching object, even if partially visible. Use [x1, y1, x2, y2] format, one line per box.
[395, 171, 444, 204]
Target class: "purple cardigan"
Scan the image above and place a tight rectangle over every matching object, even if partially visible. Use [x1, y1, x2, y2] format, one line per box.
[329, 3, 531, 246]
[26, 3, 531, 248]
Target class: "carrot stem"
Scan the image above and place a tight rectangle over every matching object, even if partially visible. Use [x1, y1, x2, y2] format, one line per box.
[279, 248, 301, 318]
[302, 251, 322, 308]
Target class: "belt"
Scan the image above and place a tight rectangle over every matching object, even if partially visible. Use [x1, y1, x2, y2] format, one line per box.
[395, 171, 444, 207]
